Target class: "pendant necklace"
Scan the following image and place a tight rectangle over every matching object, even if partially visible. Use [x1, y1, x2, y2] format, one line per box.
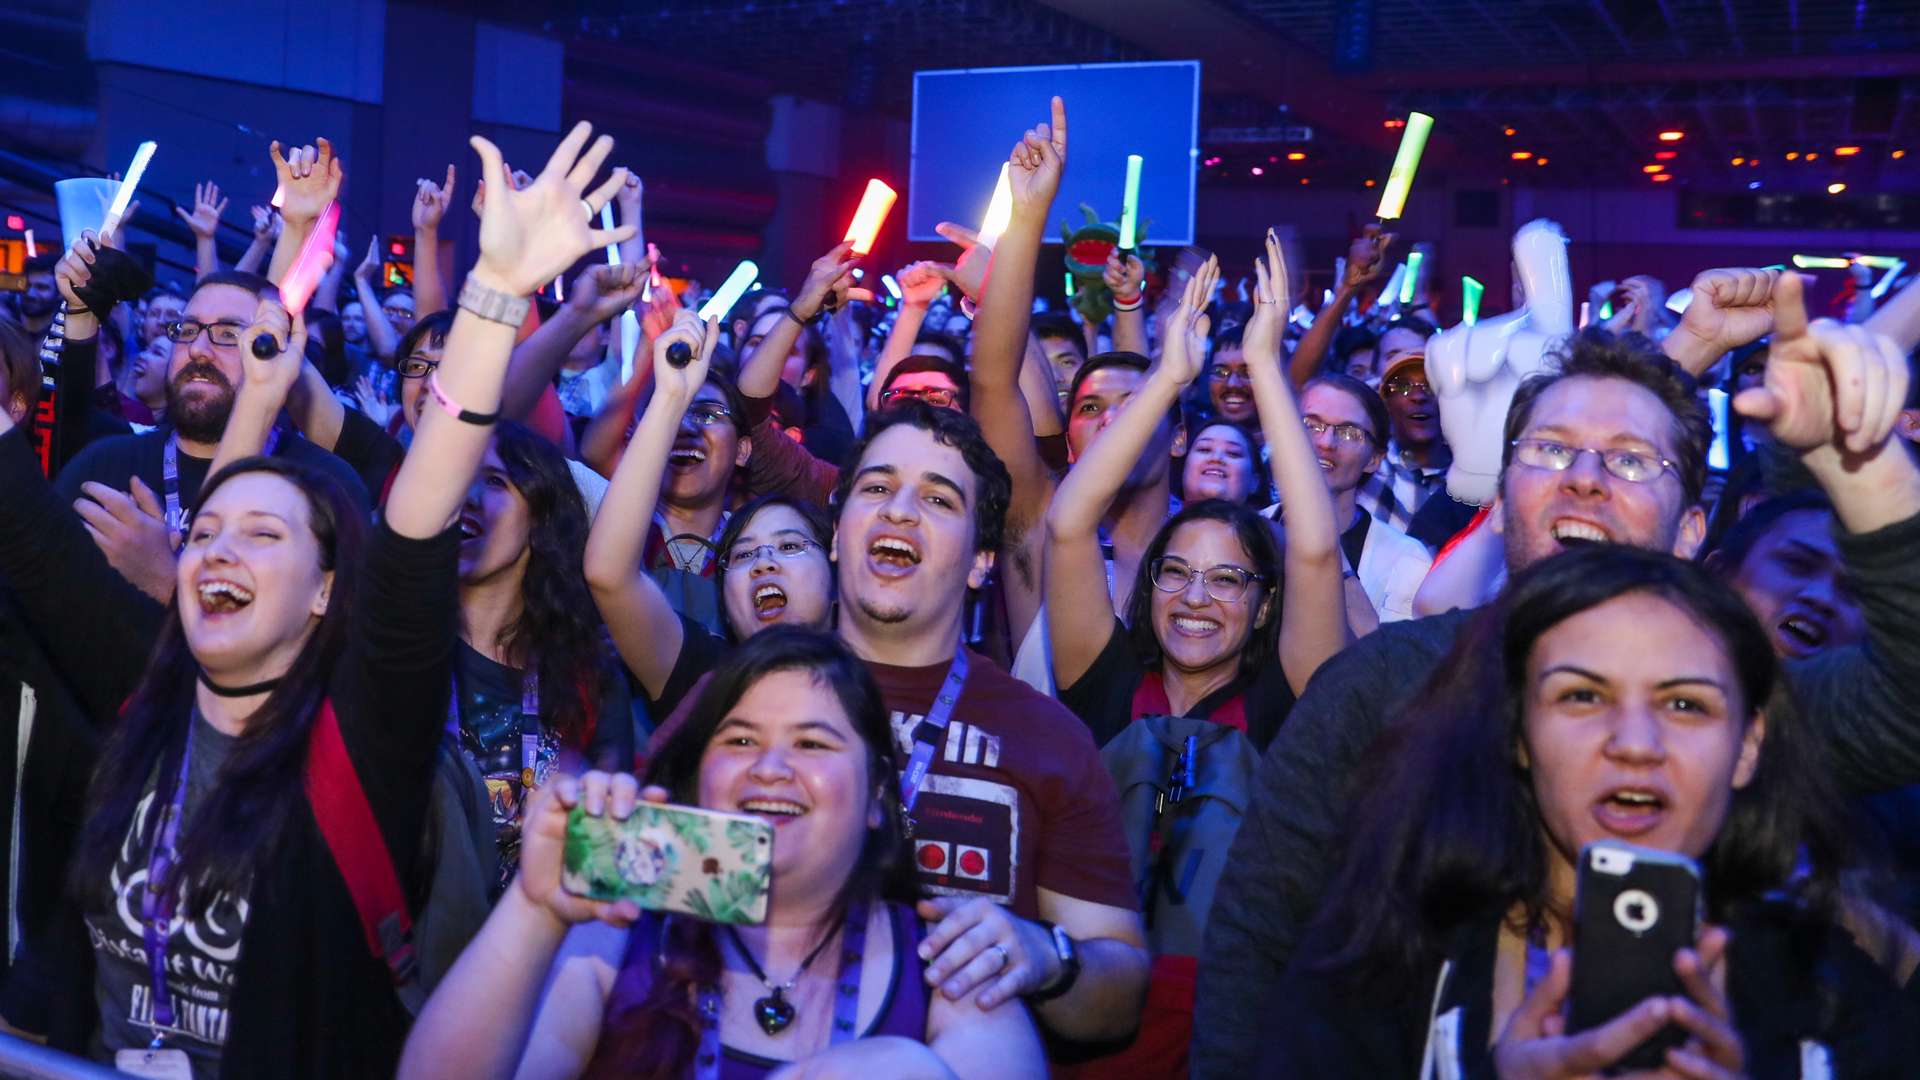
[723, 923, 840, 1036]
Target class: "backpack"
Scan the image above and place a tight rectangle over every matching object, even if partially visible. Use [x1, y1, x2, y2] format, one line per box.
[1099, 712, 1261, 959]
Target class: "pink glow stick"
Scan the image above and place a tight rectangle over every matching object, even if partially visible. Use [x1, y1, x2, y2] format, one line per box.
[277, 202, 339, 314]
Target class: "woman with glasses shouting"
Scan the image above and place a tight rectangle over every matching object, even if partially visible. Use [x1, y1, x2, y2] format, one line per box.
[588, 312, 839, 729]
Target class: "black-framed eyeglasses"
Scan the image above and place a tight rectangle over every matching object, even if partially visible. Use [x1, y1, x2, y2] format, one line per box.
[1208, 364, 1251, 383]
[718, 537, 824, 571]
[1302, 416, 1373, 446]
[164, 320, 245, 347]
[685, 402, 734, 427]
[382, 305, 416, 321]
[879, 386, 959, 409]
[1382, 376, 1430, 398]
[398, 355, 440, 379]
[1150, 555, 1266, 603]
[1510, 438, 1676, 484]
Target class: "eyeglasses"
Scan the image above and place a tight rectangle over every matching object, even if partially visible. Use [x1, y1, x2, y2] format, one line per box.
[1208, 365, 1251, 383]
[1150, 556, 1265, 603]
[1510, 438, 1676, 484]
[1381, 376, 1430, 398]
[719, 537, 823, 571]
[685, 402, 734, 427]
[164, 320, 245, 347]
[1302, 416, 1374, 446]
[382, 306, 415, 320]
[398, 355, 440, 379]
[879, 387, 960, 409]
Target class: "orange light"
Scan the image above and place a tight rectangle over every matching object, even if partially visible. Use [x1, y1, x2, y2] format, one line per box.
[1503, 126, 1517, 137]
[1828, 182, 1848, 195]
[1642, 164, 1665, 174]
[1536, 157, 1549, 165]
[1286, 151, 1306, 162]
[1652, 173, 1673, 183]
[1731, 157, 1745, 166]
[1786, 152, 1800, 161]
[1750, 159, 1759, 166]
[1364, 178, 1377, 187]
[1658, 130, 1685, 142]
[1896, 150, 1909, 159]
[1510, 150, 1533, 160]
[1654, 150, 1677, 160]
[1805, 152, 1819, 161]
[1383, 119, 1405, 129]
[842, 179, 897, 255]
[1835, 146, 1861, 156]
[1299, 177, 1311, 185]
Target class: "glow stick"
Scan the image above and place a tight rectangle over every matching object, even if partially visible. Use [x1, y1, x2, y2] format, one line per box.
[1599, 301, 1613, 320]
[852, 268, 865, 280]
[1381, 263, 1407, 309]
[1870, 260, 1907, 300]
[1399, 250, 1424, 304]
[1323, 288, 1334, 306]
[1064, 272, 1075, 297]
[977, 163, 1013, 249]
[697, 260, 758, 322]
[600, 204, 620, 266]
[271, 183, 284, 209]
[275, 202, 338, 316]
[1374, 112, 1433, 220]
[1578, 301, 1590, 328]
[881, 274, 902, 300]
[842, 179, 897, 255]
[1461, 275, 1483, 325]
[100, 140, 157, 240]
[1854, 254, 1902, 269]
[1791, 254, 1849, 269]
[618, 312, 641, 384]
[22, 230, 33, 258]
[1118, 154, 1143, 250]
[1666, 288, 1694, 315]
[644, 241, 662, 301]
[553, 275, 564, 302]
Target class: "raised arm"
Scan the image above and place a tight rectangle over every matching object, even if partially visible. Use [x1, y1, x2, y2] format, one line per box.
[1661, 266, 1784, 379]
[501, 262, 643, 421]
[266, 138, 341, 284]
[310, 232, 349, 314]
[212, 297, 308, 477]
[736, 242, 856, 400]
[1245, 230, 1347, 695]
[583, 313, 720, 700]
[970, 98, 1068, 643]
[386, 122, 633, 540]
[233, 206, 277, 275]
[1103, 248, 1148, 357]
[410, 164, 456, 317]
[867, 259, 943, 412]
[1289, 226, 1393, 389]
[1046, 257, 1217, 690]
[173, 181, 227, 280]
[1017, 329, 1065, 437]
[282, 355, 346, 452]
[351, 237, 402, 363]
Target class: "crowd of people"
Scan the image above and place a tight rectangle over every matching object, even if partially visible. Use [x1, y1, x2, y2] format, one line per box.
[0, 91, 1917, 1080]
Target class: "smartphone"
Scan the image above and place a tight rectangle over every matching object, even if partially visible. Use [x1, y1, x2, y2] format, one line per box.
[561, 802, 773, 925]
[1567, 840, 1700, 1072]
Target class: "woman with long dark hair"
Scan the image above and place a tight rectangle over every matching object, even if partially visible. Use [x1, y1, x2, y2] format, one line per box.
[400, 628, 1043, 1079]
[0, 123, 635, 1077]
[1272, 544, 1918, 1076]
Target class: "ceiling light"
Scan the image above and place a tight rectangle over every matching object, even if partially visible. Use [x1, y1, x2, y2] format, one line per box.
[1828, 182, 1848, 194]
[1642, 164, 1665, 173]
[1658, 131, 1685, 142]
[1250, 166, 1263, 176]
[1286, 152, 1306, 161]
[1536, 157, 1549, 165]
[1652, 173, 1673, 182]
[1655, 150, 1677, 160]
[1364, 178, 1377, 187]
[1895, 150, 1908, 160]
[1730, 157, 1745, 166]
[1299, 177, 1310, 185]
[1511, 150, 1533, 160]
[1503, 126, 1517, 137]
[1835, 146, 1861, 156]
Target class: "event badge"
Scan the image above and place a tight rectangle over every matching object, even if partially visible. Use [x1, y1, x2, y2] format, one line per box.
[116, 1047, 194, 1080]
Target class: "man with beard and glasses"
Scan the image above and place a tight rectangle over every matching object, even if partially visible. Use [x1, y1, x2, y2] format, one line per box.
[51, 270, 367, 602]
[1195, 275, 1920, 1078]
[16, 255, 60, 341]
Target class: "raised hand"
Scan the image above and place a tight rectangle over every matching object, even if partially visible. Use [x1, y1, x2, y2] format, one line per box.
[897, 260, 948, 306]
[1242, 229, 1290, 362]
[74, 480, 177, 603]
[652, 310, 721, 400]
[614, 171, 646, 266]
[793, 241, 860, 320]
[933, 222, 989, 303]
[250, 205, 280, 243]
[1734, 271, 1911, 458]
[236, 295, 306, 404]
[174, 181, 228, 239]
[354, 235, 381, 282]
[1666, 266, 1783, 375]
[53, 230, 102, 310]
[1157, 253, 1218, 387]
[467, 121, 634, 297]
[1007, 96, 1067, 213]
[567, 263, 645, 323]
[1342, 224, 1395, 292]
[270, 137, 342, 226]
[352, 374, 398, 429]
[471, 165, 535, 219]
[412, 164, 456, 232]
[513, 773, 645, 930]
[1104, 247, 1145, 301]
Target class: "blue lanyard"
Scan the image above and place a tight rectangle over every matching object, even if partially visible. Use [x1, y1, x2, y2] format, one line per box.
[163, 427, 281, 537]
[899, 650, 969, 814]
[690, 899, 870, 1080]
[140, 738, 193, 1047]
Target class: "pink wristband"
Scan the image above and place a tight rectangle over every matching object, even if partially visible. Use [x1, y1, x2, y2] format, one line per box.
[426, 372, 500, 426]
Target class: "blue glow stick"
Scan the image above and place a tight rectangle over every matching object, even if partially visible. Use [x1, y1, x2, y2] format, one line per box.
[698, 260, 759, 322]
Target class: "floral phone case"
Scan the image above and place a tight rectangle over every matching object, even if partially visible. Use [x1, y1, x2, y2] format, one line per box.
[561, 803, 773, 924]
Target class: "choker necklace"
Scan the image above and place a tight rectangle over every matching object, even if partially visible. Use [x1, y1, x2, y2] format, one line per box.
[723, 923, 841, 1036]
[197, 670, 283, 698]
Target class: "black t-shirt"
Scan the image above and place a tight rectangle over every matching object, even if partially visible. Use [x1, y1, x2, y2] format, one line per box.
[330, 407, 407, 506]
[649, 613, 731, 723]
[449, 641, 635, 891]
[53, 425, 372, 522]
[1057, 618, 1295, 752]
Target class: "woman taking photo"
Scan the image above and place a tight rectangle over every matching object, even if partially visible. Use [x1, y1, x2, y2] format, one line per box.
[1271, 545, 1918, 1076]
[1046, 236, 1348, 750]
[0, 123, 635, 1076]
[399, 628, 1043, 1079]
[587, 313, 835, 723]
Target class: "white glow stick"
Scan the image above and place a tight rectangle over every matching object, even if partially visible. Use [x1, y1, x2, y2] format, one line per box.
[553, 275, 564, 302]
[100, 141, 156, 240]
[698, 260, 759, 321]
[600, 204, 621, 266]
[1118, 154, 1143, 250]
[978, 163, 1013, 249]
[23, 230, 33, 258]
[881, 274, 902, 299]
[271, 183, 285, 209]
[1871, 260, 1907, 300]
[1665, 288, 1694, 315]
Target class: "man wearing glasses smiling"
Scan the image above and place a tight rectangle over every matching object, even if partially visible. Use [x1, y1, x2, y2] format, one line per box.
[53, 270, 369, 602]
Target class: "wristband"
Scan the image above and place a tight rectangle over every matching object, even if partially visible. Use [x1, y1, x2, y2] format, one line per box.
[782, 305, 814, 328]
[457, 276, 532, 327]
[1112, 292, 1144, 312]
[426, 372, 500, 426]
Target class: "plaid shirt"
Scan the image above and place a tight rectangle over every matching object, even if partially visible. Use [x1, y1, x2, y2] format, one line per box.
[1355, 443, 1450, 534]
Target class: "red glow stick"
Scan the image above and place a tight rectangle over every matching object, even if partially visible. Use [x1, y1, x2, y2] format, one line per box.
[278, 202, 339, 314]
[842, 179, 897, 256]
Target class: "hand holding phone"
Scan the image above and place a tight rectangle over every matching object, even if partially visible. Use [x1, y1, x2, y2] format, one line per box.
[561, 797, 772, 925]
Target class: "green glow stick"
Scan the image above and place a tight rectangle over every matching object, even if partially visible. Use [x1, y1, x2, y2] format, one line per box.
[1854, 254, 1902, 269]
[1399, 250, 1424, 304]
[1119, 154, 1143, 250]
[1374, 112, 1434, 221]
[697, 260, 759, 321]
[1064, 272, 1075, 297]
[1461, 275, 1484, 326]
[1791, 254, 1850, 269]
[1600, 301, 1613, 320]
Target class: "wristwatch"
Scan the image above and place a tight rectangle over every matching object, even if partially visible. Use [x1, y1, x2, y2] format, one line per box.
[1026, 920, 1081, 1002]
[458, 276, 531, 327]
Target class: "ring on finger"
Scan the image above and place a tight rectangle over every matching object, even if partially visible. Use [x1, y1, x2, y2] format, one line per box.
[989, 943, 1009, 971]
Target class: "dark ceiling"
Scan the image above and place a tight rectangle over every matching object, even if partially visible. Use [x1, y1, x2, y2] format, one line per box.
[458, 0, 1920, 193]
